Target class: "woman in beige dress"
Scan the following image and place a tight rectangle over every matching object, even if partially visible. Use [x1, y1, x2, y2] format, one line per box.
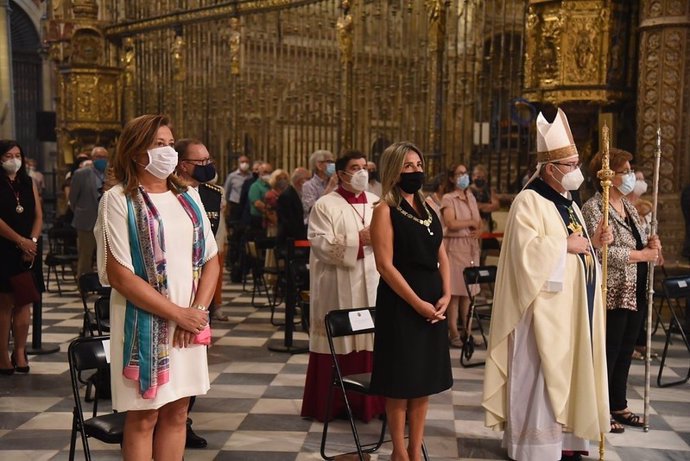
[440, 163, 481, 347]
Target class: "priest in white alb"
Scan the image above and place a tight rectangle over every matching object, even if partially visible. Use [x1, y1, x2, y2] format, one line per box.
[300, 150, 385, 422]
[483, 108, 612, 461]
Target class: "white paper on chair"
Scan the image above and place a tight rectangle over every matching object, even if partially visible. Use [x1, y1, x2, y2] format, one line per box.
[678, 280, 687, 288]
[349, 310, 374, 331]
[479, 270, 490, 277]
[102, 339, 111, 364]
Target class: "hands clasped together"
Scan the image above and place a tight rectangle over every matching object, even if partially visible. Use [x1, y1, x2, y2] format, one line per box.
[416, 294, 450, 324]
[173, 305, 210, 348]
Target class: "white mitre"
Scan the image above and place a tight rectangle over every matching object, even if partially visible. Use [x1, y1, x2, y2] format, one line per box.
[536, 108, 578, 163]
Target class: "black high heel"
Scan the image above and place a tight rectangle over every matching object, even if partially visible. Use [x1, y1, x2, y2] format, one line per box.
[11, 352, 29, 373]
[0, 367, 14, 376]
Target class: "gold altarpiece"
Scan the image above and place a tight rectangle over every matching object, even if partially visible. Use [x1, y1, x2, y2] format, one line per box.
[44, 0, 529, 188]
[41, 0, 689, 257]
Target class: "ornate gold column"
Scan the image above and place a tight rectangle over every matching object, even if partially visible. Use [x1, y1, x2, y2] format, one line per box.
[44, 0, 122, 170]
[337, 0, 353, 150]
[0, 0, 14, 138]
[637, 0, 690, 261]
[171, 30, 186, 135]
[427, 0, 447, 171]
[121, 37, 136, 122]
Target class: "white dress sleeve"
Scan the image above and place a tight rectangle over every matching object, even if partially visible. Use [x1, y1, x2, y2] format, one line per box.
[95, 184, 134, 286]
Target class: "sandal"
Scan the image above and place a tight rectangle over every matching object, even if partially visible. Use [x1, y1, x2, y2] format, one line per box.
[449, 336, 463, 348]
[609, 419, 625, 433]
[612, 410, 645, 427]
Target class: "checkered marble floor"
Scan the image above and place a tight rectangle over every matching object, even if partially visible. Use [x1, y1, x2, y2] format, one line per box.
[1, 272, 689, 461]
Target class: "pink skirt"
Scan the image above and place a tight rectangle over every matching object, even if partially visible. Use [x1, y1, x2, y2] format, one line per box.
[445, 236, 481, 297]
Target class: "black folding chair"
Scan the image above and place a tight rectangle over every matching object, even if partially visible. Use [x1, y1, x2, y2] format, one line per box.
[44, 226, 79, 295]
[321, 307, 386, 461]
[657, 275, 690, 388]
[320, 307, 429, 461]
[94, 296, 111, 336]
[78, 273, 111, 337]
[460, 265, 497, 368]
[68, 336, 125, 461]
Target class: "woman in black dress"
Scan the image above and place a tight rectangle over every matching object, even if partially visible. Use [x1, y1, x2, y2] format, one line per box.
[0, 140, 42, 374]
[370, 141, 453, 461]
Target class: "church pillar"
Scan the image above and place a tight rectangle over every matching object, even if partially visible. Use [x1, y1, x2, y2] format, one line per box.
[637, 0, 690, 261]
[44, 0, 121, 173]
[0, 0, 14, 138]
[337, 0, 354, 150]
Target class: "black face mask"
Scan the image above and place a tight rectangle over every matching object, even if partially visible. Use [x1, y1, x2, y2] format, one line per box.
[398, 171, 425, 194]
[252, 171, 259, 179]
[192, 163, 216, 183]
[474, 178, 486, 188]
[368, 170, 379, 182]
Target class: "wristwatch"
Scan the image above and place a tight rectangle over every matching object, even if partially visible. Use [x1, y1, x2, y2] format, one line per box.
[194, 304, 207, 311]
[31, 237, 38, 243]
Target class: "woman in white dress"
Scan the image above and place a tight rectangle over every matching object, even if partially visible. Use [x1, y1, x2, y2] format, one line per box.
[95, 114, 219, 460]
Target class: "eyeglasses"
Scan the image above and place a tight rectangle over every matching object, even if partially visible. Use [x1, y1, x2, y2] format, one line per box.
[182, 158, 214, 166]
[552, 162, 581, 170]
[615, 169, 635, 175]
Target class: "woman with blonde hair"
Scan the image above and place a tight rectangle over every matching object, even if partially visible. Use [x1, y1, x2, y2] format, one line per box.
[95, 114, 219, 460]
[370, 141, 453, 461]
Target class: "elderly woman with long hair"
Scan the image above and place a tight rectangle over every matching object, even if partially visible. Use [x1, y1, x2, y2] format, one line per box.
[0, 140, 42, 375]
[95, 115, 219, 460]
[582, 147, 661, 434]
[370, 141, 453, 461]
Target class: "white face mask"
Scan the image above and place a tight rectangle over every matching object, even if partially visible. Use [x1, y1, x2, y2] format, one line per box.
[347, 169, 369, 193]
[2, 157, 22, 174]
[554, 164, 584, 191]
[239, 162, 249, 172]
[144, 146, 178, 179]
[616, 172, 636, 195]
[632, 179, 648, 196]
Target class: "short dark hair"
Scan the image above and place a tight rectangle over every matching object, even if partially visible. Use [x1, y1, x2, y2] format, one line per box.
[335, 150, 366, 172]
[174, 138, 204, 159]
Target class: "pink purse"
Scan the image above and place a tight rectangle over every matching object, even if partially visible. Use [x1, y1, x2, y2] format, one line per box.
[192, 324, 212, 345]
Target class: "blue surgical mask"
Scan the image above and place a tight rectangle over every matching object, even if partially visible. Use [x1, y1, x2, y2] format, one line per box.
[93, 158, 107, 173]
[617, 172, 636, 195]
[325, 163, 335, 177]
[456, 174, 470, 190]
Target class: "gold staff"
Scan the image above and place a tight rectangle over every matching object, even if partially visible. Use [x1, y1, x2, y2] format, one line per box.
[644, 127, 661, 432]
[596, 123, 614, 461]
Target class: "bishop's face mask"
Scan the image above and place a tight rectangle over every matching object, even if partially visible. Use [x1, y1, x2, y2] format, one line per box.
[553, 164, 584, 191]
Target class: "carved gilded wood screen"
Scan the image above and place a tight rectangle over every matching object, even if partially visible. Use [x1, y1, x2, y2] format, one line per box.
[99, 0, 528, 191]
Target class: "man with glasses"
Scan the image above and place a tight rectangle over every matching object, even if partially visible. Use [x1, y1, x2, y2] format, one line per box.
[483, 109, 612, 461]
[302, 149, 337, 219]
[174, 138, 232, 449]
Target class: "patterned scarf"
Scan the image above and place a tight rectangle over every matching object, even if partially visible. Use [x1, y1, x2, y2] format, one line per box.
[123, 187, 205, 399]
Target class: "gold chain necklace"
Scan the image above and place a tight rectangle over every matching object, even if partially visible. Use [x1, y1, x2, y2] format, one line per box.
[396, 201, 434, 235]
